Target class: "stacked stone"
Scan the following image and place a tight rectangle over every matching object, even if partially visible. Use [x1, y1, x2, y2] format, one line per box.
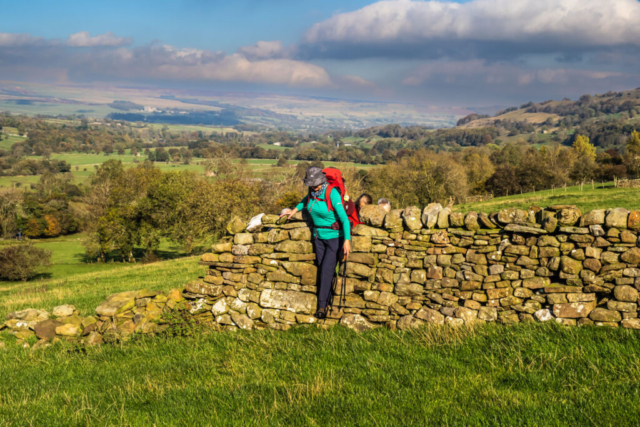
[197, 204, 640, 332]
[5, 203, 640, 349]
[190, 213, 319, 331]
[1, 288, 184, 349]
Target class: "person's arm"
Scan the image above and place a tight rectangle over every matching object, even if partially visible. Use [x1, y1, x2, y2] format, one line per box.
[330, 189, 351, 241]
[295, 195, 308, 212]
[280, 195, 308, 219]
[330, 189, 351, 259]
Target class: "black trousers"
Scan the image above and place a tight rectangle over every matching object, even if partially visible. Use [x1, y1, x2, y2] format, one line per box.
[313, 237, 342, 309]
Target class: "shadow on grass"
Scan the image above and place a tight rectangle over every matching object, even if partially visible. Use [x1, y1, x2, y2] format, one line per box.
[75, 244, 209, 264]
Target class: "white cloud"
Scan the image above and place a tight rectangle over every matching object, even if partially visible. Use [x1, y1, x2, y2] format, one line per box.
[0, 30, 333, 88]
[67, 31, 132, 47]
[0, 32, 46, 47]
[402, 60, 630, 87]
[237, 41, 291, 60]
[303, 0, 640, 58]
[71, 43, 332, 87]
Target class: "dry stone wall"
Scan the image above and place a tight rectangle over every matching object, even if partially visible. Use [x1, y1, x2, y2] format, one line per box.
[5, 203, 640, 349]
[197, 204, 640, 331]
[2, 289, 186, 349]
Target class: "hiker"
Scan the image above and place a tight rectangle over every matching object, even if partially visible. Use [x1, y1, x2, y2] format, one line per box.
[356, 193, 372, 209]
[355, 193, 372, 221]
[280, 166, 351, 319]
[378, 198, 391, 213]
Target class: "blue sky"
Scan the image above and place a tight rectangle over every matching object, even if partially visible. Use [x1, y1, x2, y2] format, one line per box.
[1, 0, 639, 107]
[1, 0, 380, 51]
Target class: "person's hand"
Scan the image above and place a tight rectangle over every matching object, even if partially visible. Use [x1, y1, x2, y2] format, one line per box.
[280, 208, 298, 220]
[342, 240, 351, 260]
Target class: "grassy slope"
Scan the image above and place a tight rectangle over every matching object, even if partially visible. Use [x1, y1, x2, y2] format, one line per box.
[0, 233, 197, 281]
[0, 256, 200, 320]
[1, 324, 640, 425]
[457, 182, 640, 213]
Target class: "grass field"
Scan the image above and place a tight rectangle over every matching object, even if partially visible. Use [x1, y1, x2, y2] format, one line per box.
[0, 99, 118, 117]
[458, 182, 640, 213]
[0, 256, 200, 320]
[1, 151, 378, 188]
[1, 319, 640, 425]
[0, 233, 196, 285]
[0, 133, 27, 150]
[145, 123, 238, 134]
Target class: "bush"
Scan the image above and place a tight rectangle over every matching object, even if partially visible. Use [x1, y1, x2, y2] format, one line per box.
[0, 245, 52, 281]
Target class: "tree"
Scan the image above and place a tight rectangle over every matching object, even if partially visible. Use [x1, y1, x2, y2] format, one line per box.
[624, 130, 640, 176]
[276, 156, 288, 167]
[364, 150, 468, 207]
[0, 245, 51, 281]
[485, 165, 519, 196]
[155, 148, 170, 162]
[629, 131, 640, 156]
[463, 151, 495, 193]
[0, 190, 19, 238]
[24, 218, 42, 238]
[43, 214, 62, 237]
[570, 155, 597, 182]
[572, 135, 596, 160]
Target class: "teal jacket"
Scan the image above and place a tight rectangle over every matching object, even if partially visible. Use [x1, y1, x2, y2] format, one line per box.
[296, 186, 351, 241]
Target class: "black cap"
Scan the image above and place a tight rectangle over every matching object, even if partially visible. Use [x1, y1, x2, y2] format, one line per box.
[303, 166, 327, 187]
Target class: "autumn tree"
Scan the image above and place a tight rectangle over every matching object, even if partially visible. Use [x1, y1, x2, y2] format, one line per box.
[364, 150, 468, 207]
[572, 135, 596, 160]
[462, 150, 495, 194]
[24, 218, 42, 238]
[43, 214, 62, 237]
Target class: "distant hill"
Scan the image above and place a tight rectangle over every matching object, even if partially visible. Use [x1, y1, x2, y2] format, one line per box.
[0, 80, 471, 131]
[459, 88, 640, 130]
[347, 87, 640, 152]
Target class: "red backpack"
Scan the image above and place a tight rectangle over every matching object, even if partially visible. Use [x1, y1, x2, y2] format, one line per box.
[307, 167, 359, 228]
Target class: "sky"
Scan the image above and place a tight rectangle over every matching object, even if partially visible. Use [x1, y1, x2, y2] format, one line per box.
[1, 0, 640, 108]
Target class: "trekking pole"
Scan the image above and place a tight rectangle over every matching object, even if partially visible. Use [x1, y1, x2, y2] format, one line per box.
[341, 259, 347, 307]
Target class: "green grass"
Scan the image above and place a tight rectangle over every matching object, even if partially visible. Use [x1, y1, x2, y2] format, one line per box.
[258, 143, 288, 151]
[0, 133, 27, 150]
[34, 152, 139, 166]
[0, 233, 195, 281]
[1, 147, 380, 188]
[0, 174, 42, 188]
[145, 123, 237, 134]
[0, 100, 118, 117]
[0, 256, 200, 320]
[458, 182, 640, 213]
[0, 234, 117, 280]
[1, 324, 640, 425]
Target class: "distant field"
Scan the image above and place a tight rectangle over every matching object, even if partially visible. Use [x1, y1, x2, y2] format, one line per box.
[258, 143, 288, 151]
[0, 133, 27, 150]
[1, 151, 378, 188]
[0, 99, 118, 117]
[0, 175, 42, 188]
[457, 182, 640, 213]
[28, 152, 140, 166]
[145, 122, 239, 134]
